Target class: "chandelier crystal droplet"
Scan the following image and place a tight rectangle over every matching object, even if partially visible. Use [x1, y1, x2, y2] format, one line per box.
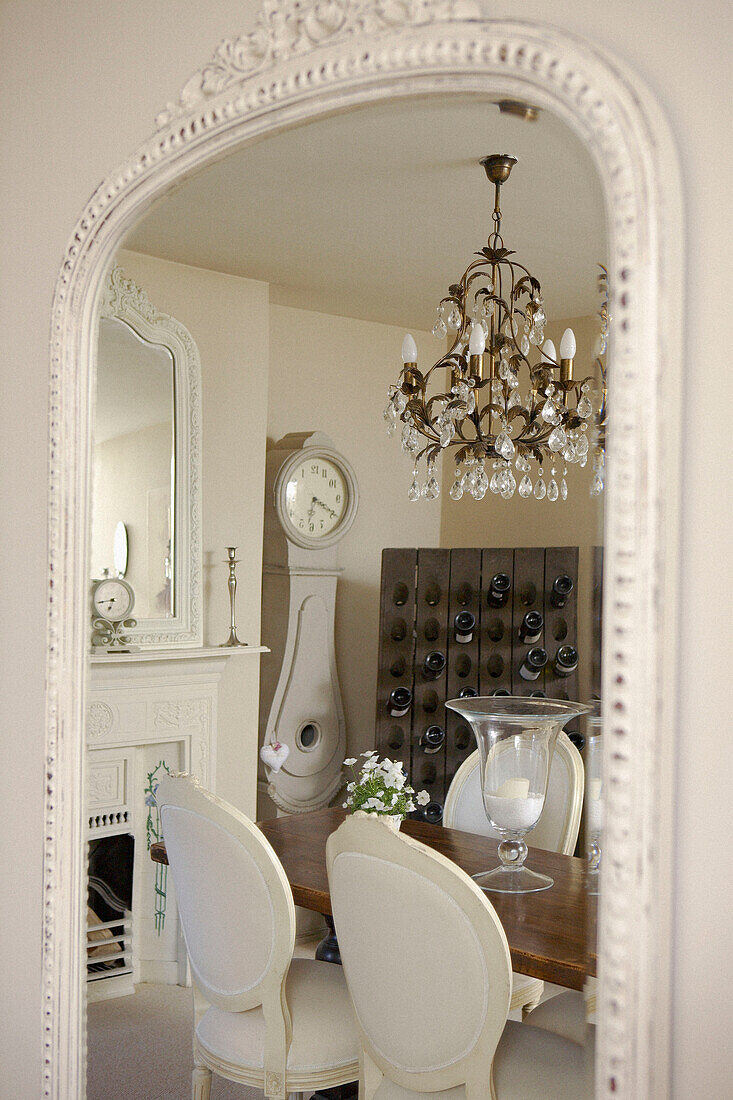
[383, 154, 608, 501]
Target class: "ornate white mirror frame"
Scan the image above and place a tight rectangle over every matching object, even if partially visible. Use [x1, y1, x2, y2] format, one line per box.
[44, 3, 682, 1097]
[98, 264, 203, 647]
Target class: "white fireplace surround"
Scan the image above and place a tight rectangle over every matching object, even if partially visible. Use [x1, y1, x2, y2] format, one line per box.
[44, 4, 683, 1098]
[86, 647, 267, 1000]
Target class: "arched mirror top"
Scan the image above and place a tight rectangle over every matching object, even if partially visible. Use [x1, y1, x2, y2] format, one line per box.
[96, 264, 202, 647]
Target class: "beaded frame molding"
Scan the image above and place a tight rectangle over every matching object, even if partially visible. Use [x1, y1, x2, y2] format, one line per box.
[44, 3, 682, 1097]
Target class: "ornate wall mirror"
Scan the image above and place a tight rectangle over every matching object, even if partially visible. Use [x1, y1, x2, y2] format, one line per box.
[94, 265, 202, 647]
[45, 5, 682, 1098]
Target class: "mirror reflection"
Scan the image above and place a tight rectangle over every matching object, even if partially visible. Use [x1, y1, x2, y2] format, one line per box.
[87, 93, 605, 1097]
[92, 317, 175, 619]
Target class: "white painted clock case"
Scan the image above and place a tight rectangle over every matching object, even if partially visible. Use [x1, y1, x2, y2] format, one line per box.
[258, 432, 358, 816]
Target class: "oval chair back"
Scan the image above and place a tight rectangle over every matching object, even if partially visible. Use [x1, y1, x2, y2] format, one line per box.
[326, 814, 511, 1099]
[155, 775, 296, 1089]
[443, 730, 584, 855]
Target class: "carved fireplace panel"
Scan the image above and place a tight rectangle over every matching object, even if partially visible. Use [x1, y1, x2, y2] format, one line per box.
[86, 650, 228, 999]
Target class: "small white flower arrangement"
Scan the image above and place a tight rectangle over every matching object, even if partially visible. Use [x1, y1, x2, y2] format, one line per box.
[343, 751, 430, 821]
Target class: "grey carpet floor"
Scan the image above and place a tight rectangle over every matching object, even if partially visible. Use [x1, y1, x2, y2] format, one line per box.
[87, 982, 279, 1100]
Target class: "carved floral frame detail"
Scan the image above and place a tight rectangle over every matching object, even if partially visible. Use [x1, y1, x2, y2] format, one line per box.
[44, 3, 682, 1098]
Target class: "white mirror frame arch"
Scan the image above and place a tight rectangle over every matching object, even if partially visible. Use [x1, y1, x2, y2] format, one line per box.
[45, 4, 682, 1098]
[98, 264, 203, 647]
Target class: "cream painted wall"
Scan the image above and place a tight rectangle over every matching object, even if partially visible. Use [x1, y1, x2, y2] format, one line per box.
[0, 3, 730, 1097]
[116, 249, 269, 815]
[267, 304, 440, 757]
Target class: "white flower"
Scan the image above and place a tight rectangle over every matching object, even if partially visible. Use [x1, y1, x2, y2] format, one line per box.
[416, 790, 430, 806]
[390, 791, 400, 806]
[361, 750, 378, 757]
[363, 796, 386, 812]
[387, 767, 406, 790]
[342, 802, 349, 808]
[362, 756, 379, 772]
[344, 758, 357, 766]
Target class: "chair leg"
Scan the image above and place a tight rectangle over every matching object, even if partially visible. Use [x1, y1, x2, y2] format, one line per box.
[192, 1063, 212, 1100]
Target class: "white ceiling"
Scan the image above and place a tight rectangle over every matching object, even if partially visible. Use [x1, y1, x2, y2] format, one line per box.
[125, 94, 607, 331]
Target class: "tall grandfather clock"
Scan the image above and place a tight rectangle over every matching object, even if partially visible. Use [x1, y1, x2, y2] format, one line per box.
[258, 432, 358, 817]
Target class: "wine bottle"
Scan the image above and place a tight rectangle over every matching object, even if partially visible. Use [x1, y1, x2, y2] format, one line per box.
[519, 610, 543, 644]
[529, 690, 547, 698]
[420, 801, 443, 825]
[387, 686, 413, 717]
[550, 574, 574, 608]
[423, 650, 447, 680]
[419, 725, 445, 754]
[390, 619, 407, 642]
[458, 686, 478, 698]
[553, 644, 578, 677]
[487, 572, 511, 608]
[454, 610, 476, 644]
[519, 647, 548, 681]
[492, 688, 512, 696]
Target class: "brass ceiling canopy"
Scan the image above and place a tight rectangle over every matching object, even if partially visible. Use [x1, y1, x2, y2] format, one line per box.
[479, 153, 518, 186]
[384, 155, 608, 503]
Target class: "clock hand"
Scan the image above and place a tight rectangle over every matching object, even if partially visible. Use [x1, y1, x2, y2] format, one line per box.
[308, 497, 317, 520]
[313, 497, 338, 519]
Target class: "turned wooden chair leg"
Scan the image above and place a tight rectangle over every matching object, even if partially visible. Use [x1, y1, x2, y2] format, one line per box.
[192, 1063, 212, 1100]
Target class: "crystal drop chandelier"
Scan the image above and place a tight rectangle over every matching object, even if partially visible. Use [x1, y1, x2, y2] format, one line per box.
[384, 154, 607, 502]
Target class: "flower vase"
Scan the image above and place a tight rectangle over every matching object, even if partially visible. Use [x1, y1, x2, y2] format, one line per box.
[445, 696, 590, 893]
[352, 809, 402, 832]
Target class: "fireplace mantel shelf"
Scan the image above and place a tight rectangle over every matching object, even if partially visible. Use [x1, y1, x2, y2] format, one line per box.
[90, 644, 269, 665]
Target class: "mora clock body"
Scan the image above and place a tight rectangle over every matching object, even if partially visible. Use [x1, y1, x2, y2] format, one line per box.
[258, 432, 358, 816]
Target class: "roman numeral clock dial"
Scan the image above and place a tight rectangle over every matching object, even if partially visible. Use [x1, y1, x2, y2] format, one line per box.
[274, 440, 358, 550]
[285, 458, 346, 538]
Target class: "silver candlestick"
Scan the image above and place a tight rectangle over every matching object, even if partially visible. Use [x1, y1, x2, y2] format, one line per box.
[220, 547, 247, 647]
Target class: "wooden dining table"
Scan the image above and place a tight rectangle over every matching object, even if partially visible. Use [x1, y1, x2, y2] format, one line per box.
[151, 805, 596, 991]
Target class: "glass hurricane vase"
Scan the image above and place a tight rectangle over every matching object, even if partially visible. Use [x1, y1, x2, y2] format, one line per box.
[445, 696, 590, 893]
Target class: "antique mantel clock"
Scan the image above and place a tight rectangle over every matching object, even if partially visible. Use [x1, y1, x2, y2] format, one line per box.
[258, 432, 358, 816]
[90, 577, 138, 651]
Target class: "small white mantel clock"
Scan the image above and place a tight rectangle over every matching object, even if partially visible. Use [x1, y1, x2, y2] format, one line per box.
[258, 432, 358, 816]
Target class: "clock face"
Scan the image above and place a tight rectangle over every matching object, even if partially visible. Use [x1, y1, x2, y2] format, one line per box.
[93, 578, 134, 622]
[283, 456, 349, 540]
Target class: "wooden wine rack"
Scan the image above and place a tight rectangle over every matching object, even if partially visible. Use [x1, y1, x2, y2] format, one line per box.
[375, 546, 581, 822]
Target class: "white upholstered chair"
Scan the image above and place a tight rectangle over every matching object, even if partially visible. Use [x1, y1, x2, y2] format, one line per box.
[443, 731, 584, 1017]
[156, 775, 359, 1100]
[326, 814, 590, 1099]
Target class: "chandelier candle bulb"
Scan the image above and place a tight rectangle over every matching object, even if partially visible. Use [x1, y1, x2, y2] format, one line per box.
[541, 339, 557, 365]
[560, 327, 576, 382]
[560, 328, 577, 358]
[401, 333, 418, 364]
[468, 322, 486, 380]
